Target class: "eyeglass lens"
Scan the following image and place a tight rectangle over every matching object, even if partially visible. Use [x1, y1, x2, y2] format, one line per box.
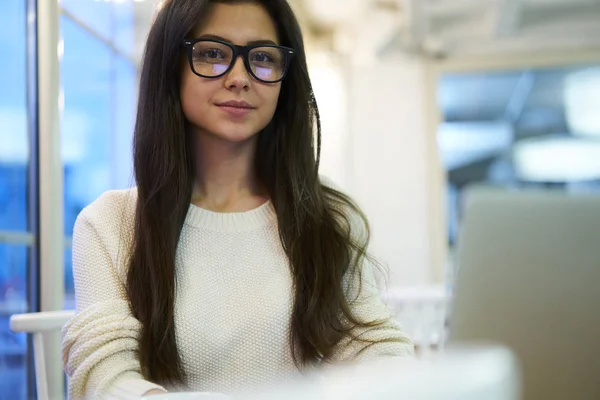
[191, 40, 286, 82]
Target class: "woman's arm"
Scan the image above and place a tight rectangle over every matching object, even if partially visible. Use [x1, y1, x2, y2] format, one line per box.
[62, 199, 167, 399]
[330, 256, 415, 362]
[144, 389, 169, 396]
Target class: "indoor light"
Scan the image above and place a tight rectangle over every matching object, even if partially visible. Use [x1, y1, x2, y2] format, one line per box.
[564, 67, 600, 138]
[513, 135, 600, 182]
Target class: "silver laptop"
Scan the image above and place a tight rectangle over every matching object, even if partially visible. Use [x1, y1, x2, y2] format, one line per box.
[449, 187, 600, 400]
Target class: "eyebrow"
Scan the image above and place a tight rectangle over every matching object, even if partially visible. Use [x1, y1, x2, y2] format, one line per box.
[198, 34, 278, 46]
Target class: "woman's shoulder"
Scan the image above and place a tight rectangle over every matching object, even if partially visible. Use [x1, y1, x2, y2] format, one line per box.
[78, 187, 138, 226]
[74, 188, 138, 258]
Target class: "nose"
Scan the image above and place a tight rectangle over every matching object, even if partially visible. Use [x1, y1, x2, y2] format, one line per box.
[224, 56, 250, 91]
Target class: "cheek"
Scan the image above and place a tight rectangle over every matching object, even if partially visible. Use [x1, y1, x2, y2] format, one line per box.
[260, 86, 282, 120]
[180, 78, 213, 123]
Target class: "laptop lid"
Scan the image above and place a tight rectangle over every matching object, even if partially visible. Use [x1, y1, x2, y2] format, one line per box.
[449, 187, 600, 400]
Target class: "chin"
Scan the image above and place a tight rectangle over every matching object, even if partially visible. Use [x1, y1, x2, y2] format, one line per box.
[210, 127, 260, 143]
[220, 132, 258, 143]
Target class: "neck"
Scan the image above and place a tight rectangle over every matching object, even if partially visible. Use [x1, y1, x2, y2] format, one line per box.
[192, 131, 267, 212]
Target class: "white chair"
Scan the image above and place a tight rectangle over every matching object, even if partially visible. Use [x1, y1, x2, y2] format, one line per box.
[10, 310, 75, 400]
[383, 285, 450, 355]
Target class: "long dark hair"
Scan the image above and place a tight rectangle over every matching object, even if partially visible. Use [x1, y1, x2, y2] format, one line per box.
[128, 0, 389, 386]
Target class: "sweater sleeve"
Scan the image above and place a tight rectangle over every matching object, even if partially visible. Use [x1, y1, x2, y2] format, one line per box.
[322, 181, 415, 362]
[62, 208, 167, 399]
[330, 255, 415, 362]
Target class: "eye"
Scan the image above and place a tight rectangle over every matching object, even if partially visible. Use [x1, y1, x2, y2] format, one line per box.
[200, 48, 225, 60]
[192, 42, 231, 63]
[251, 52, 274, 63]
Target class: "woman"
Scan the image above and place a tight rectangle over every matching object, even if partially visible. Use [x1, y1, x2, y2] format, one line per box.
[62, 0, 414, 398]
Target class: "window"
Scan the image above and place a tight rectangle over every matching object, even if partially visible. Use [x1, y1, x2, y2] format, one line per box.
[61, 0, 112, 40]
[438, 66, 600, 246]
[0, 0, 143, 396]
[61, 4, 138, 308]
[0, 0, 30, 398]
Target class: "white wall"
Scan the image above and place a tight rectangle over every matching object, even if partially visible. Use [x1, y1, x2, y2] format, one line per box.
[315, 54, 443, 288]
[308, 52, 350, 189]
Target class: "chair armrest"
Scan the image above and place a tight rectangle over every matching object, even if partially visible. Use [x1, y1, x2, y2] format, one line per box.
[10, 310, 76, 333]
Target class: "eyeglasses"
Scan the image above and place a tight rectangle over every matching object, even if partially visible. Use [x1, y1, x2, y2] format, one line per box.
[181, 38, 295, 83]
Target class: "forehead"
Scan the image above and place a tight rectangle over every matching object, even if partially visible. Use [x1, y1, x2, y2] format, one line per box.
[195, 3, 280, 45]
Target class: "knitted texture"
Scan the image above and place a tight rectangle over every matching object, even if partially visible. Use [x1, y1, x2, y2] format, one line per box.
[62, 188, 414, 399]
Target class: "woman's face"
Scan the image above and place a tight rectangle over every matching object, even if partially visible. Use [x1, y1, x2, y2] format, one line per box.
[180, 2, 282, 143]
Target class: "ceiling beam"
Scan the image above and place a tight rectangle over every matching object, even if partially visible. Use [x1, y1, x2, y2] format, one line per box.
[494, 0, 523, 37]
[519, 8, 600, 36]
[442, 31, 600, 58]
[426, 0, 499, 18]
[401, 0, 428, 44]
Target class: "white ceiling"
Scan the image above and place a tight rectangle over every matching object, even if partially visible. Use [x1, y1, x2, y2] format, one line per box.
[128, 0, 600, 62]
[293, 0, 600, 58]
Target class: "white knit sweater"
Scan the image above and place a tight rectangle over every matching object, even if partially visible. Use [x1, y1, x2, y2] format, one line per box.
[61, 188, 414, 399]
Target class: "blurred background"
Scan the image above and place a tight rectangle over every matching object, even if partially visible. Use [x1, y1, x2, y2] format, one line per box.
[1, 0, 599, 398]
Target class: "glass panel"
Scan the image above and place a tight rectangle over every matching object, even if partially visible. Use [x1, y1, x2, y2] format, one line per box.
[113, 1, 135, 57]
[61, 15, 112, 238]
[438, 66, 600, 253]
[113, 55, 137, 190]
[0, 0, 28, 232]
[60, 0, 112, 41]
[0, 167, 27, 232]
[61, 18, 138, 305]
[0, 0, 29, 398]
[62, 15, 113, 305]
[64, 247, 75, 310]
[0, 244, 28, 398]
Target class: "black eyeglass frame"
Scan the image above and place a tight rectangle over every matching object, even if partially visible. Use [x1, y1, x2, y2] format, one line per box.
[181, 38, 295, 83]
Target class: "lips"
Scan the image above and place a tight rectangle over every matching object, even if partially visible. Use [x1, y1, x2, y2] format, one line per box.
[216, 100, 255, 109]
[216, 100, 256, 117]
